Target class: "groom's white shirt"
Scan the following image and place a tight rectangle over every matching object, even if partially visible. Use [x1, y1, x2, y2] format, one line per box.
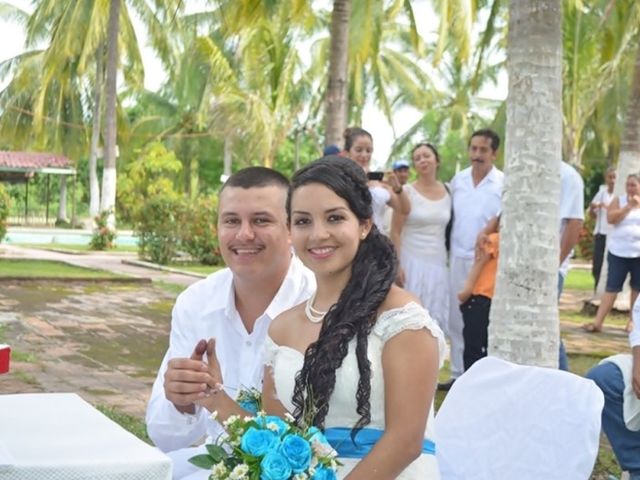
[146, 255, 315, 452]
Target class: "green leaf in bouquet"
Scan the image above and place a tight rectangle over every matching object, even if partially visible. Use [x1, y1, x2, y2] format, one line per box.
[205, 444, 226, 463]
[188, 454, 215, 469]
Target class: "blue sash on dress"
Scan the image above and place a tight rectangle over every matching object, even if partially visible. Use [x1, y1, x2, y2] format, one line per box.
[324, 427, 436, 459]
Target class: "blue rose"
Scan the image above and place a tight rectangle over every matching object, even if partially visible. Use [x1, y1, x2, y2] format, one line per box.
[260, 451, 292, 480]
[280, 434, 312, 473]
[240, 427, 279, 457]
[312, 466, 337, 480]
[258, 415, 290, 437]
[239, 399, 259, 415]
[307, 427, 329, 445]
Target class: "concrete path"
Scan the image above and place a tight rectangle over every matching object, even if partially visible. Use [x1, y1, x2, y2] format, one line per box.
[1, 244, 201, 287]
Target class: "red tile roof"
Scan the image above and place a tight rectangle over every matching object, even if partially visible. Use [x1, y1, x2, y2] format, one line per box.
[0, 151, 73, 170]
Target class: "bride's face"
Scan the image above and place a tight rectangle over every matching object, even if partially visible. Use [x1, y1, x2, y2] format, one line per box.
[289, 183, 371, 278]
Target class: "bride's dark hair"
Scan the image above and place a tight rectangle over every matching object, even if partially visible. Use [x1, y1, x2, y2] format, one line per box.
[287, 155, 397, 436]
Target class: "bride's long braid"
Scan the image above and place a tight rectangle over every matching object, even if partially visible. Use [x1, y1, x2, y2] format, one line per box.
[287, 156, 397, 438]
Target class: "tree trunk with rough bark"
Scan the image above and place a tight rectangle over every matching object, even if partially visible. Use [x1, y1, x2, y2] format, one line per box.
[489, 0, 563, 367]
[89, 50, 103, 219]
[324, 0, 350, 147]
[100, 0, 120, 227]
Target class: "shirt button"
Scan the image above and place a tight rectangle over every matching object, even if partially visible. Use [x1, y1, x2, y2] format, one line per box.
[246, 340, 252, 347]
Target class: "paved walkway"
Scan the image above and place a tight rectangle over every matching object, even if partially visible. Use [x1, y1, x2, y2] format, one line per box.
[1, 244, 200, 287]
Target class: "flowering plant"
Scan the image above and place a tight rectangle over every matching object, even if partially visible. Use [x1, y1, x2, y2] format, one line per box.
[189, 410, 340, 480]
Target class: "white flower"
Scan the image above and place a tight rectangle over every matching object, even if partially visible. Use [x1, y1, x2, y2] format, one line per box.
[257, 410, 266, 417]
[210, 411, 219, 422]
[330, 459, 338, 470]
[308, 466, 316, 476]
[266, 422, 280, 432]
[244, 416, 254, 422]
[223, 415, 240, 428]
[293, 473, 308, 480]
[229, 463, 249, 480]
[284, 412, 296, 422]
[211, 461, 227, 479]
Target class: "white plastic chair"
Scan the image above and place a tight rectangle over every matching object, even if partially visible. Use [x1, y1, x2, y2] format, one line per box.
[434, 356, 604, 480]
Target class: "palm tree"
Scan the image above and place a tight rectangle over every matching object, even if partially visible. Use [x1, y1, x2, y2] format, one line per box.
[488, 0, 563, 367]
[324, 0, 351, 147]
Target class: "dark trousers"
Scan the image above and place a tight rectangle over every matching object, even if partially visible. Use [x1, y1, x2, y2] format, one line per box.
[592, 233, 607, 289]
[461, 294, 491, 371]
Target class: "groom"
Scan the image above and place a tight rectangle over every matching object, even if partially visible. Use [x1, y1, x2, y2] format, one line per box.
[146, 167, 315, 478]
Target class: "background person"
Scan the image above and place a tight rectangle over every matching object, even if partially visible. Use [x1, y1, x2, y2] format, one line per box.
[583, 173, 640, 334]
[342, 126, 410, 232]
[391, 143, 451, 332]
[590, 167, 617, 290]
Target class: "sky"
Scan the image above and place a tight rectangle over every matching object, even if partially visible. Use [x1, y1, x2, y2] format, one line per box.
[0, 0, 507, 167]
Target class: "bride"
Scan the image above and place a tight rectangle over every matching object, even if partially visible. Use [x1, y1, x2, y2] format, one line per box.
[198, 156, 445, 479]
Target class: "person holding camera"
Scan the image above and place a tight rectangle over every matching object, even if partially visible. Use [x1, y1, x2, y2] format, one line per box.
[343, 127, 410, 232]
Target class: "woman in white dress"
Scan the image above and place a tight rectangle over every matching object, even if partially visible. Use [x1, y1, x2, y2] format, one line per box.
[390, 143, 451, 332]
[194, 157, 445, 479]
[264, 156, 445, 479]
[343, 127, 410, 233]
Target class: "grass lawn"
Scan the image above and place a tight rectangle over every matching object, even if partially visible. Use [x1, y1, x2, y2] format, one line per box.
[167, 262, 222, 275]
[15, 243, 138, 253]
[0, 259, 121, 278]
[564, 268, 594, 291]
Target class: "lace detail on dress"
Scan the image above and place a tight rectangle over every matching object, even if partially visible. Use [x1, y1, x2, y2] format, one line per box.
[372, 302, 447, 368]
[262, 334, 280, 368]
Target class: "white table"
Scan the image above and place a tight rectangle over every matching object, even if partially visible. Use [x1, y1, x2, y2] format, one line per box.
[0, 393, 172, 480]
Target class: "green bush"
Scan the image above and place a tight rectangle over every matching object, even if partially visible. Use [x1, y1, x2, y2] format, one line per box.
[180, 195, 221, 265]
[89, 210, 117, 250]
[0, 184, 10, 242]
[576, 213, 594, 260]
[136, 196, 185, 265]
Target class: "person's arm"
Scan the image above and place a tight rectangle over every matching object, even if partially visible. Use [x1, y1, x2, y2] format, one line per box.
[588, 190, 602, 220]
[385, 173, 411, 215]
[458, 249, 490, 303]
[146, 302, 212, 452]
[390, 210, 408, 287]
[262, 365, 290, 418]
[344, 328, 439, 479]
[633, 346, 640, 400]
[608, 196, 640, 225]
[559, 218, 583, 265]
[475, 216, 499, 256]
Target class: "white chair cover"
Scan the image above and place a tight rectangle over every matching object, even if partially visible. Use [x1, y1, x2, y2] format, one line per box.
[434, 356, 604, 480]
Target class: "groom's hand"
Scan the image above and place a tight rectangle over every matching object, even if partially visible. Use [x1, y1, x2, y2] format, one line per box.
[164, 339, 212, 414]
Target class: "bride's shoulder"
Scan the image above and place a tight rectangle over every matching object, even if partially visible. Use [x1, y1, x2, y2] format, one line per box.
[269, 301, 306, 344]
[378, 285, 421, 313]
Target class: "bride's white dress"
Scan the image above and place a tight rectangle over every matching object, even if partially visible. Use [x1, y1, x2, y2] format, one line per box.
[264, 302, 446, 479]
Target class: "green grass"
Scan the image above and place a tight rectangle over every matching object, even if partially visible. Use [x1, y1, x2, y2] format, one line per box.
[564, 268, 594, 291]
[0, 259, 122, 278]
[167, 262, 222, 275]
[96, 404, 151, 444]
[16, 243, 138, 253]
[153, 280, 187, 297]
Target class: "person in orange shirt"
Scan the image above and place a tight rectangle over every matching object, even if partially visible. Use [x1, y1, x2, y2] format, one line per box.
[457, 229, 499, 371]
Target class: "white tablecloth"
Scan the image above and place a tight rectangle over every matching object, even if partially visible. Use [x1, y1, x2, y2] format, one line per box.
[0, 393, 172, 480]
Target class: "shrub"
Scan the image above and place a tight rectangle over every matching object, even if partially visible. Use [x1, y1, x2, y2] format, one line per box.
[180, 195, 221, 265]
[0, 184, 11, 243]
[89, 210, 117, 250]
[136, 196, 185, 265]
[576, 214, 595, 260]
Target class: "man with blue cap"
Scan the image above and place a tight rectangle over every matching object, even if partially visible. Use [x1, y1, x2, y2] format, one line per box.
[392, 159, 411, 186]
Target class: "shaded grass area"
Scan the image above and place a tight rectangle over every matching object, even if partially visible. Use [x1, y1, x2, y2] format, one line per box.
[97, 404, 151, 444]
[167, 262, 222, 275]
[0, 259, 121, 278]
[15, 243, 138, 253]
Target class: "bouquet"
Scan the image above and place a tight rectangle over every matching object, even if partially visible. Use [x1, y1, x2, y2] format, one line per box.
[190, 409, 340, 480]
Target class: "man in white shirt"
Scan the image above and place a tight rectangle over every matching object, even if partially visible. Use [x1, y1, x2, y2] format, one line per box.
[146, 167, 315, 477]
[557, 161, 585, 371]
[589, 167, 617, 289]
[586, 297, 640, 480]
[439, 129, 504, 390]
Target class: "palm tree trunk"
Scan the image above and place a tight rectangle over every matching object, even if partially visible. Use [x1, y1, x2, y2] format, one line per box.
[489, 0, 563, 367]
[100, 0, 120, 225]
[89, 49, 103, 219]
[324, 0, 350, 147]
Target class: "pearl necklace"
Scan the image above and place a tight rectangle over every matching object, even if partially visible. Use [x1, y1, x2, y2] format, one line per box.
[304, 292, 327, 324]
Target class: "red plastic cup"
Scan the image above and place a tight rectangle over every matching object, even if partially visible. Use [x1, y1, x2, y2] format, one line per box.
[0, 344, 10, 374]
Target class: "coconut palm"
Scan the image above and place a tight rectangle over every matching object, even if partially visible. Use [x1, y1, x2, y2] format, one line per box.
[488, 0, 563, 367]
